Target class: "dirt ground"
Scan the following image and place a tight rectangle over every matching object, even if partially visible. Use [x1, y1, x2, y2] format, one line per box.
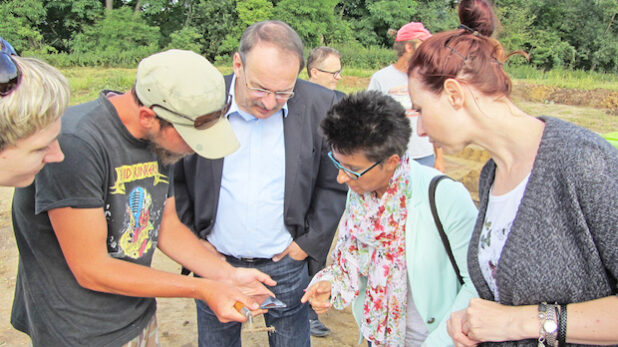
[0, 86, 616, 346]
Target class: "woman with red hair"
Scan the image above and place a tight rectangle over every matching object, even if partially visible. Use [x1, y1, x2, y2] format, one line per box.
[407, 0, 617, 346]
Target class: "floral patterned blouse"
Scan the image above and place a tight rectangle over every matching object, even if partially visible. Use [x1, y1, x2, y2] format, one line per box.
[311, 156, 412, 346]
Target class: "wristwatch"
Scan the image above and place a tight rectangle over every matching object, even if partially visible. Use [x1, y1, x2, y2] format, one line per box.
[538, 302, 559, 347]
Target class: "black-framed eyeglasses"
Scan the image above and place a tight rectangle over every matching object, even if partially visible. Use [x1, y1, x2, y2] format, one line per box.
[315, 67, 342, 79]
[150, 94, 232, 130]
[0, 38, 20, 97]
[328, 151, 382, 180]
[242, 68, 294, 102]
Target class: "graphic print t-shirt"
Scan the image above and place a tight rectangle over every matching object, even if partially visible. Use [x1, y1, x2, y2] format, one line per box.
[368, 65, 434, 159]
[11, 91, 171, 346]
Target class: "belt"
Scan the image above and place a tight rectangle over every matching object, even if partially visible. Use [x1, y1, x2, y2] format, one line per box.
[225, 254, 272, 265]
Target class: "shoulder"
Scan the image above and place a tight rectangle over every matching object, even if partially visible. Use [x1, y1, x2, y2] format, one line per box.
[408, 161, 471, 202]
[371, 65, 394, 78]
[537, 116, 617, 178]
[288, 79, 338, 114]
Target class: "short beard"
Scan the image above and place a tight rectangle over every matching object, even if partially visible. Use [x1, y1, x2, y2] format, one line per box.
[148, 142, 189, 166]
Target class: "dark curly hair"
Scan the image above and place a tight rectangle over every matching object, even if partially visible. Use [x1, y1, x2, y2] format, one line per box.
[320, 90, 411, 162]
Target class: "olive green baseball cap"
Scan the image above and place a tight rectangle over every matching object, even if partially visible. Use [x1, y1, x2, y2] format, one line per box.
[135, 49, 239, 159]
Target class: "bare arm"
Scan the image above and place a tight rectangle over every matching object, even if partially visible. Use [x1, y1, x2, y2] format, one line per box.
[48, 204, 272, 322]
[458, 297, 618, 346]
[158, 197, 276, 296]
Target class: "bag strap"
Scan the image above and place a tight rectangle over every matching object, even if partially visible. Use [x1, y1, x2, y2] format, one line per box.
[429, 175, 465, 286]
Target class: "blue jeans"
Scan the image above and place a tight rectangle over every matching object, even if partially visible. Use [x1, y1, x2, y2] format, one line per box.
[196, 255, 310, 347]
[414, 154, 435, 167]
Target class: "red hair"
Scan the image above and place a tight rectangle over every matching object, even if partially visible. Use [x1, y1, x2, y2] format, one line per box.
[408, 0, 514, 97]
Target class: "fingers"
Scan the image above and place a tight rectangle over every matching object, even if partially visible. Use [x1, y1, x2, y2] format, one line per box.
[271, 248, 288, 262]
[254, 270, 277, 287]
[300, 285, 317, 303]
[235, 292, 260, 311]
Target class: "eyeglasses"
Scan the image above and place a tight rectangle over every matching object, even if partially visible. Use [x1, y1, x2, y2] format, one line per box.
[1, 39, 20, 97]
[315, 67, 342, 79]
[242, 68, 295, 102]
[150, 94, 232, 130]
[328, 151, 382, 180]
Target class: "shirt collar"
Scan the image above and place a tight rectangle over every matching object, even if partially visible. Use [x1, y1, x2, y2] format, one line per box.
[228, 73, 289, 120]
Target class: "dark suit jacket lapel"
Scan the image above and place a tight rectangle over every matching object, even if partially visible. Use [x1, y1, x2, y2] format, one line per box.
[283, 94, 305, 216]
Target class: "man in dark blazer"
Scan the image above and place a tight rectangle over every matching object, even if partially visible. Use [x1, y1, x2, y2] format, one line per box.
[174, 20, 347, 347]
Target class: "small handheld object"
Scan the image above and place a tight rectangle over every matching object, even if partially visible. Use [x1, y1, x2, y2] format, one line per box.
[234, 301, 253, 326]
[259, 296, 287, 309]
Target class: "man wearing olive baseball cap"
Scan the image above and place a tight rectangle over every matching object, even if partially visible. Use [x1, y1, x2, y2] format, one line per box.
[135, 49, 239, 159]
[10, 49, 274, 347]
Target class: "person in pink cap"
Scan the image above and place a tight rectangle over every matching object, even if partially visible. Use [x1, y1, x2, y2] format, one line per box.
[368, 22, 444, 173]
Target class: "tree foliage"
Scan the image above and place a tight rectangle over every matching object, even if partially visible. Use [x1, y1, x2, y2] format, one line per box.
[0, 0, 616, 72]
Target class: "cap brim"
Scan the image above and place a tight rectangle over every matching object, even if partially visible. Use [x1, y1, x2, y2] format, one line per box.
[173, 117, 240, 159]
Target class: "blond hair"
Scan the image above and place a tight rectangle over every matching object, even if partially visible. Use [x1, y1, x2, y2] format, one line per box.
[0, 56, 70, 150]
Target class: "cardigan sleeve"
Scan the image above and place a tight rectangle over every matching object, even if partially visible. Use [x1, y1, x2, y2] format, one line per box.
[424, 178, 479, 346]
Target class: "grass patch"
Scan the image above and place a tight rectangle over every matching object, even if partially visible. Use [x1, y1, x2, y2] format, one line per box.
[59, 65, 618, 106]
[506, 65, 618, 91]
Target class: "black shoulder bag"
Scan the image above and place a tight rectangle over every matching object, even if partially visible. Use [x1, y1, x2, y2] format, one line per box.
[428, 175, 464, 286]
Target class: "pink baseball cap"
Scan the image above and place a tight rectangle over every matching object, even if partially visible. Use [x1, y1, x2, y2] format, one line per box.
[395, 22, 432, 42]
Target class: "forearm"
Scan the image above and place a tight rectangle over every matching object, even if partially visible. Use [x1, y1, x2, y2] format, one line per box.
[464, 297, 618, 345]
[495, 297, 618, 344]
[157, 197, 236, 281]
[157, 220, 234, 282]
[79, 255, 220, 300]
[564, 296, 618, 345]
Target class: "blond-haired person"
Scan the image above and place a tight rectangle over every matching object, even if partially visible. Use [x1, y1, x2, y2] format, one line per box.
[0, 37, 68, 187]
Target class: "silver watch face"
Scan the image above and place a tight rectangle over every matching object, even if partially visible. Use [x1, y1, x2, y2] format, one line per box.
[544, 319, 558, 333]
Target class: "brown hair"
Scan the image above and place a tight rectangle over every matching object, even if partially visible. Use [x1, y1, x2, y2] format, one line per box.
[306, 46, 341, 77]
[408, 0, 516, 97]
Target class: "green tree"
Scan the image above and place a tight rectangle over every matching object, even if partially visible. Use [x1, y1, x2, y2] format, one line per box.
[71, 7, 161, 65]
[218, 0, 274, 57]
[186, 0, 238, 60]
[0, 0, 49, 52]
[42, 0, 104, 52]
[274, 0, 352, 47]
[337, 0, 421, 47]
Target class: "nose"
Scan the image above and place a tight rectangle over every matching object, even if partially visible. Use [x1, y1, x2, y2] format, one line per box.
[336, 169, 351, 185]
[44, 140, 65, 163]
[261, 92, 279, 110]
[334, 74, 342, 80]
[417, 116, 427, 137]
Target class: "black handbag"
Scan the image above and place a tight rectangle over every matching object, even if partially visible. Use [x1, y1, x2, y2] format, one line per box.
[428, 175, 464, 286]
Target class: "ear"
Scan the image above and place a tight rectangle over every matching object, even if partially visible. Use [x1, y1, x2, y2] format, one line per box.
[384, 153, 401, 171]
[404, 42, 416, 54]
[232, 52, 243, 76]
[138, 106, 158, 129]
[309, 67, 319, 79]
[443, 78, 464, 109]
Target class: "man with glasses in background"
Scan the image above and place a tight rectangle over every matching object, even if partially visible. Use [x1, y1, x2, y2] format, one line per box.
[0, 37, 68, 187]
[307, 46, 343, 92]
[174, 21, 348, 347]
[305, 45, 346, 338]
[10, 49, 276, 347]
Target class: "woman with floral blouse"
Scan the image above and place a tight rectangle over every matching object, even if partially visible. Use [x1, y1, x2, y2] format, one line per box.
[301, 90, 478, 347]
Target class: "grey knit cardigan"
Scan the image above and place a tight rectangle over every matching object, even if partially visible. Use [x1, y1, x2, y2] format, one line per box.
[467, 116, 618, 347]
